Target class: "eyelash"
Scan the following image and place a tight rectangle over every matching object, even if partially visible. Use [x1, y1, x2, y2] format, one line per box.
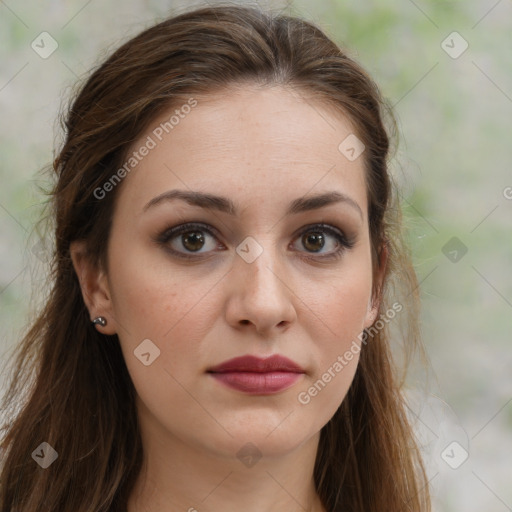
[154, 222, 356, 262]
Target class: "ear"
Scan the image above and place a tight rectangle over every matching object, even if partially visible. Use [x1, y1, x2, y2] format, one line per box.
[70, 240, 118, 335]
[363, 241, 389, 330]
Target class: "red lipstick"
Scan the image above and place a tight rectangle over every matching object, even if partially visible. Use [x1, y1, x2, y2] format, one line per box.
[207, 355, 305, 395]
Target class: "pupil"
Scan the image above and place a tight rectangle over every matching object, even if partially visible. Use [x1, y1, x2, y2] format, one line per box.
[303, 232, 324, 252]
[183, 231, 204, 251]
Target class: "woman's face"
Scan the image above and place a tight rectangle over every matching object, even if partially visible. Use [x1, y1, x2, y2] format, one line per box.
[77, 84, 384, 461]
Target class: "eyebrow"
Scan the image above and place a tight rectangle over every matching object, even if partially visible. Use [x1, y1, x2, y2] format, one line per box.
[142, 189, 363, 220]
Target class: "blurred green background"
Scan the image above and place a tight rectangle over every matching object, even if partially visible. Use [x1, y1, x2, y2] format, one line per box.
[1, 1, 511, 510]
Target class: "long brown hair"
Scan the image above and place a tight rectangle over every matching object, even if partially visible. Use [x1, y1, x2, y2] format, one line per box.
[0, 4, 431, 511]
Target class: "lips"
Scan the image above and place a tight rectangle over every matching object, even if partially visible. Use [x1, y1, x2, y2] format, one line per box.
[208, 354, 305, 373]
[207, 355, 305, 394]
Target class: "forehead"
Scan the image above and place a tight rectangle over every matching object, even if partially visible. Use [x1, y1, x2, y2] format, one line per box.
[114, 84, 368, 219]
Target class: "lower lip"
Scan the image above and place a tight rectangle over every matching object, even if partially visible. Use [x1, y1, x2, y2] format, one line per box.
[209, 371, 303, 394]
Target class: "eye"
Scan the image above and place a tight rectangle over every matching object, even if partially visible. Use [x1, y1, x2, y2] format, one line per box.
[154, 222, 355, 261]
[155, 222, 221, 258]
[291, 223, 355, 261]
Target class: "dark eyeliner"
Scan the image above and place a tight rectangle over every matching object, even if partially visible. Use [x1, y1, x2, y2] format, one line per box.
[154, 221, 355, 261]
[294, 223, 356, 261]
[155, 222, 216, 245]
[153, 222, 222, 260]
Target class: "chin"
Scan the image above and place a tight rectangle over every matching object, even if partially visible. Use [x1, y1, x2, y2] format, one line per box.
[205, 419, 314, 459]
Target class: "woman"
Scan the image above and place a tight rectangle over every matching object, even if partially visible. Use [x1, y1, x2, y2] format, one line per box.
[0, 4, 431, 511]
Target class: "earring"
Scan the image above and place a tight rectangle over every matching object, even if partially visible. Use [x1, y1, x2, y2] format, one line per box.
[92, 316, 107, 327]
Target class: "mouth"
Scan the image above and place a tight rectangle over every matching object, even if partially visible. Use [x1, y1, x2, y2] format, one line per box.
[206, 354, 305, 395]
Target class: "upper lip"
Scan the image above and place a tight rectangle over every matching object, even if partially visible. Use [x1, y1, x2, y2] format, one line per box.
[207, 355, 305, 373]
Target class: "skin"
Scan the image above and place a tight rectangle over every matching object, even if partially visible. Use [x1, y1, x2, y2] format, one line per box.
[71, 83, 387, 512]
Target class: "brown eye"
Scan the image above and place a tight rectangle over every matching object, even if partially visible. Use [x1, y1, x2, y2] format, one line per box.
[155, 222, 355, 262]
[302, 232, 325, 253]
[181, 231, 206, 252]
[291, 223, 355, 261]
[155, 223, 221, 259]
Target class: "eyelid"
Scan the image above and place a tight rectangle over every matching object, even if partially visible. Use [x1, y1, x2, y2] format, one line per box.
[156, 222, 220, 242]
[154, 220, 355, 260]
[292, 223, 356, 255]
[294, 222, 345, 238]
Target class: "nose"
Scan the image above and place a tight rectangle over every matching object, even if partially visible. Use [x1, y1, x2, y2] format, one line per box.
[224, 240, 297, 336]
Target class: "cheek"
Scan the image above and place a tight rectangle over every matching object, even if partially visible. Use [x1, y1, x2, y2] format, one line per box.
[108, 260, 217, 410]
[321, 282, 369, 332]
[304, 260, 373, 346]
[107, 249, 225, 396]
[108, 241, 215, 341]
[297, 264, 371, 411]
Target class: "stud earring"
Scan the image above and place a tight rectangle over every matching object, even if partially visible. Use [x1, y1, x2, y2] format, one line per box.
[92, 316, 107, 327]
